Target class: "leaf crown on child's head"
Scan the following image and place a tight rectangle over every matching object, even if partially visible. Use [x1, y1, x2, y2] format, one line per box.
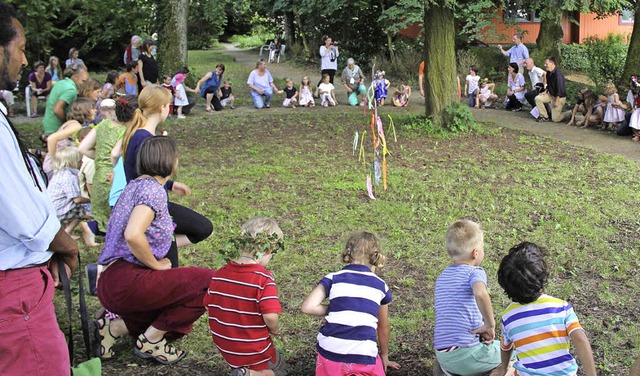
[220, 231, 284, 262]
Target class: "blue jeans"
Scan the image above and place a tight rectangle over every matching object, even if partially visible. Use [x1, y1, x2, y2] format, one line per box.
[251, 88, 274, 109]
[468, 89, 477, 107]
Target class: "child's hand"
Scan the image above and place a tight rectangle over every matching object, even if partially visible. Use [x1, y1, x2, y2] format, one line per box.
[381, 354, 401, 371]
[172, 182, 192, 196]
[278, 90, 284, 94]
[469, 323, 496, 343]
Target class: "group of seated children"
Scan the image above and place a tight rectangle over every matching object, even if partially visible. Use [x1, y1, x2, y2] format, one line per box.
[434, 219, 596, 376]
[204, 217, 596, 376]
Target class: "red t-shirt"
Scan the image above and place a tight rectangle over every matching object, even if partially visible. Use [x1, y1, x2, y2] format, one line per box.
[205, 262, 282, 370]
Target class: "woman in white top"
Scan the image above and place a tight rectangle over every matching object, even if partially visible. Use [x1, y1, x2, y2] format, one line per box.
[316, 35, 339, 94]
[246, 60, 282, 109]
[504, 62, 526, 112]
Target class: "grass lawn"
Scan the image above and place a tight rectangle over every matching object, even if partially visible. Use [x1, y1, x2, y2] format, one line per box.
[13, 50, 640, 375]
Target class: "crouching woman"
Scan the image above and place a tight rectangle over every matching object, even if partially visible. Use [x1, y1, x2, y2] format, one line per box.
[96, 136, 215, 365]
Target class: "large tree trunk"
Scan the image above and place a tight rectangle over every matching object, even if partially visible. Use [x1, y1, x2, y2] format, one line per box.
[283, 11, 295, 48]
[423, 4, 457, 126]
[536, 1, 564, 63]
[158, 0, 188, 75]
[621, 3, 640, 84]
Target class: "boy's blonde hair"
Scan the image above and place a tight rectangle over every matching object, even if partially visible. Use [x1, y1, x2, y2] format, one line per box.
[239, 217, 283, 256]
[342, 231, 386, 268]
[445, 220, 483, 261]
[54, 146, 82, 173]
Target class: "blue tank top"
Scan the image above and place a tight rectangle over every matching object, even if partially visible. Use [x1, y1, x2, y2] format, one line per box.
[199, 71, 222, 97]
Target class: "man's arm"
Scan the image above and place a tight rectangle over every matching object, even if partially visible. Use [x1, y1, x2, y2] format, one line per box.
[53, 100, 67, 121]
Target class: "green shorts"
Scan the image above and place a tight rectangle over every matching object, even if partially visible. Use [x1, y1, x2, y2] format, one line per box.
[435, 341, 501, 376]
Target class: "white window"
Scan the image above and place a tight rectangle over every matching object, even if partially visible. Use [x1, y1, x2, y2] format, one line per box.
[620, 9, 634, 25]
[505, 0, 539, 23]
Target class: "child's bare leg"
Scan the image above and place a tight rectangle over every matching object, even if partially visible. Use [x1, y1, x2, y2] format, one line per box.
[247, 370, 275, 376]
[64, 218, 81, 234]
[177, 106, 183, 116]
[81, 221, 100, 247]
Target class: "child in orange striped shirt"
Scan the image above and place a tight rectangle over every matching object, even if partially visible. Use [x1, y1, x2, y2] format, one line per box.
[493, 242, 596, 376]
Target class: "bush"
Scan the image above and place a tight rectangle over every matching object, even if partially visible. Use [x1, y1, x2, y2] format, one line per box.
[456, 49, 479, 78]
[467, 46, 507, 82]
[561, 43, 590, 72]
[583, 34, 627, 90]
[375, 48, 422, 87]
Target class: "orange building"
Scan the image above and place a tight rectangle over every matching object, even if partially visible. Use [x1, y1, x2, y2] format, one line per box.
[400, 8, 634, 44]
[484, 10, 634, 44]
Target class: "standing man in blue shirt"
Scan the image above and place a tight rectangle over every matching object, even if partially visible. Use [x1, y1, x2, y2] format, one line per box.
[0, 3, 79, 375]
[498, 33, 529, 68]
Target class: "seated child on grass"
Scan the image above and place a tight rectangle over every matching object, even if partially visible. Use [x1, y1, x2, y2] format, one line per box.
[318, 74, 337, 107]
[301, 231, 401, 375]
[219, 80, 235, 109]
[282, 78, 298, 108]
[205, 217, 289, 376]
[493, 242, 597, 376]
[434, 219, 501, 376]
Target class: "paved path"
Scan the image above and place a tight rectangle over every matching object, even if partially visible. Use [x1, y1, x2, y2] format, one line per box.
[221, 43, 640, 162]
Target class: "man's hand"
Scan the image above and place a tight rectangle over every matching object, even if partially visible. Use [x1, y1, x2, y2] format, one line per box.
[47, 228, 79, 288]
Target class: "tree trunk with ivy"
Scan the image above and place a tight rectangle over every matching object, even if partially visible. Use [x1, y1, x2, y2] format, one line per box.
[423, 4, 457, 126]
[621, 2, 640, 84]
[158, 0, 188, 75]
[536, 1, 564, 63]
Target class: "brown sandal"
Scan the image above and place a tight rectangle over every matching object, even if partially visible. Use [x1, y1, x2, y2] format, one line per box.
[134, 334, 186, 365]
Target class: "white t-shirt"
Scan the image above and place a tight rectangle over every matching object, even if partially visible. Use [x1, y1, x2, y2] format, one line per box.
[318, 82, 335, 93]
[528, 66, 545, 86]
[320, 45, 339, 71]
[466, 75, 480, 94]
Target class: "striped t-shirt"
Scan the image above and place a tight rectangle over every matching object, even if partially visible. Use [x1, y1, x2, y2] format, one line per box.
[316, 264, 392, 365]
[500, 294, 584, 375]
[204, 262, 282, 369]
[434, 264, 487, 349]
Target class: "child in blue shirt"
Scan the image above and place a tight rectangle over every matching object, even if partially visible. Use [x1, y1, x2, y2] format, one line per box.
[433, 219, 501, 375]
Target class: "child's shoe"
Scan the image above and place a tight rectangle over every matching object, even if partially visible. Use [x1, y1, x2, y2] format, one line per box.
[177, 115, 186, 119]
[230, 105, 235, 109]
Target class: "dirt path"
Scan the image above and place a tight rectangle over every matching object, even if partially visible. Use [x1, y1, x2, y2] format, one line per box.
[221, 43, 640, 162]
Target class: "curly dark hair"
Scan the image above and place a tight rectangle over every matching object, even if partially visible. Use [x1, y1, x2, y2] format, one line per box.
[497, 242, 548, 304]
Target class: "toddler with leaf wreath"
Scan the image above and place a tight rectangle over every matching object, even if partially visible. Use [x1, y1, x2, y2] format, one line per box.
[205, 217, 289, 376]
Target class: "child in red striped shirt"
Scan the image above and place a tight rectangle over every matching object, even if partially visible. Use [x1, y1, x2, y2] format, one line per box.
[205, 217, 289, 376]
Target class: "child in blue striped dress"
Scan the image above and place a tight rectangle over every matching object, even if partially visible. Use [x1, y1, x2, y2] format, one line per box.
[301, 232, 401, 375]
[433, 219, 501, 376]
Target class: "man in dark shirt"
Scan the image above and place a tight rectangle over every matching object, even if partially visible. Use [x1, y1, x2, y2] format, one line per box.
[534, 56, 569, 122]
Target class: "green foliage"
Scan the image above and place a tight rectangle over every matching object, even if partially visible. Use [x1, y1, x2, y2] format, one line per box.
[188, 0, 227, 50]
[220, 231, 284, 262]
[443, 101, 479, 133]
[467, 46, 507, 82]
[583, 34, 628, 89]
[561, 43, 590, 72]
[229, 29, 275, 48]
[456, 49, 479, 79]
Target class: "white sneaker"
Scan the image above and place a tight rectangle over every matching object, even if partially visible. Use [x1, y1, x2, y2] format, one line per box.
[177, 115, 186, 119]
